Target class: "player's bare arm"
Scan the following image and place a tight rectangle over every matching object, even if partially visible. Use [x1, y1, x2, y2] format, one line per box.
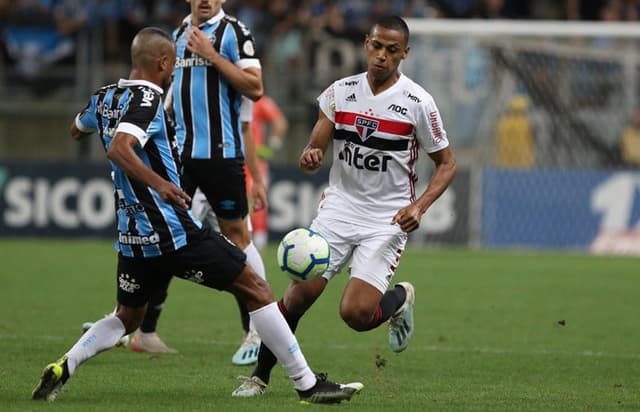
[391, 146, 456, 232]
[69, 122, 92, 140]
[299, 110, 335, 173]
[186, 27, 263, 101]
[242, 122, 268, 212]
[107, 133, 191, 209]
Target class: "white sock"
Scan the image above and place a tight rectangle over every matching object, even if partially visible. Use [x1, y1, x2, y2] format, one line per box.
[250, 302, 316, 391]
[65, 315, 126, 375]
[253, 231, 268, 250]
[244, 242, 267, 333]
[243, 242, 266, 281]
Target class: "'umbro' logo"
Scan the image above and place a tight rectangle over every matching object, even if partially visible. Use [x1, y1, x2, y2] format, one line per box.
[346, 93, 357, 102]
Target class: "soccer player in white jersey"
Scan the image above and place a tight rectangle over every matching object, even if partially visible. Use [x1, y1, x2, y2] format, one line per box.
[232, 15, 457, 397]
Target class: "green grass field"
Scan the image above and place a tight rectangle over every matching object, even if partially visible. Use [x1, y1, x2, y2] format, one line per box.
[1, 239, 638, 411]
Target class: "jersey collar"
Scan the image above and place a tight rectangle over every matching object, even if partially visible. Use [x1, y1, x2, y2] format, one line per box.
[183, 9, 225, 28]
[118, 79, 164, 95]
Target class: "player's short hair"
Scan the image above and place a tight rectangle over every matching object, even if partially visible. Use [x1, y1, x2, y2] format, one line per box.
[131, 27, 174, 67]
[371, 16, 410, 43]
[136, 26, 172, 43]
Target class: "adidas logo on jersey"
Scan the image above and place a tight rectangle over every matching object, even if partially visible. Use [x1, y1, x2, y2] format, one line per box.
[346, 93, 357, 102]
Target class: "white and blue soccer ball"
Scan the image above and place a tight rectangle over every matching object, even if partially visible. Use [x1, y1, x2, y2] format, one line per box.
[276, 228, 330, 282]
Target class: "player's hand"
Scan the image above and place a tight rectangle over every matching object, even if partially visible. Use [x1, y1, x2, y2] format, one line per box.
[186, 26, 216, 59]
[299, 148, 323, 173]
[391, 204, 423, 233]
[251, 180, 268, 212]
[156, 181, 191, 210]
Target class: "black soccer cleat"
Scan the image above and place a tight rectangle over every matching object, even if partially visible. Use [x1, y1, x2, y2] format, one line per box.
[296, 373, 364, 404]
[32, 355, 70, 401]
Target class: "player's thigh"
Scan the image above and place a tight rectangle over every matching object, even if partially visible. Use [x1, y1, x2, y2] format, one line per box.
[171, 228, 247, 291]
[349, 226, 408, 294]
[310, 216, 355, 282]
[116, 253, 173, 308]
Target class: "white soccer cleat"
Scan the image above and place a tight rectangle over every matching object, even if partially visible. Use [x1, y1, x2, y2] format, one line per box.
[231, 375, 267, 397]
[388, 282, 415, 353]
[231, 329, 261, 365]
[130, 330, 178, 354]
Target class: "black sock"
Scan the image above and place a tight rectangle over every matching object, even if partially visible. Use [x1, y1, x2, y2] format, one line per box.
[140, 288, 168, 333]
[253, 300, 302, 384]
[379, 284, 407, 322]
[235, 295, 250, 334]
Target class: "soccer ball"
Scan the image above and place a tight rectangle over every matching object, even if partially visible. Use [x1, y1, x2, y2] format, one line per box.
[276, 228, 330, 282]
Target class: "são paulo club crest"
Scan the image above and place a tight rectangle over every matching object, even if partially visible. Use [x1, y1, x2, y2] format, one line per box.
[355, 116, 379, 141]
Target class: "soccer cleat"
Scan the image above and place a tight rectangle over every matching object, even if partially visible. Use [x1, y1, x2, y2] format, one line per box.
[231, 375, 267, 397]
[388, 282, 415, 353]
[231, 329, 261, 366]
[32, 355, 70, 401]
[130, 330, 178, 354]
[297, 373, 364, 404]
[81, 321, 130, 347]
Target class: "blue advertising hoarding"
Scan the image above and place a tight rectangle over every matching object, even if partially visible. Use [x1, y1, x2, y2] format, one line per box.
[482, 169, 640, 250]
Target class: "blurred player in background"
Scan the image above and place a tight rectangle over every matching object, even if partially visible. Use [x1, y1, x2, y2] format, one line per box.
[248, 94, 288, 250]
[32, 26, 363, 405]
[232, 15, 456, 397]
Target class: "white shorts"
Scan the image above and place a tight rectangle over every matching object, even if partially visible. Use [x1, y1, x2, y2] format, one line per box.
[310, 213, 408, 293]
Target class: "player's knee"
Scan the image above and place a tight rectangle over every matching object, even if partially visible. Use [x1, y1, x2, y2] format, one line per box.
[339, 306, 372, 332]
[235, 270, 274, 311]
[220, 224, 251, 249]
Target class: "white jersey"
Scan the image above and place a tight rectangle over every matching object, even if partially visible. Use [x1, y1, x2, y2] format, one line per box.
[317, 72, 449, 225]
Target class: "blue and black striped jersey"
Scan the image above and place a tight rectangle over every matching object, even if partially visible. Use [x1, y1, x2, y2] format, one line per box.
[75, 79, 203, 258]
[172, 10, 260, 160]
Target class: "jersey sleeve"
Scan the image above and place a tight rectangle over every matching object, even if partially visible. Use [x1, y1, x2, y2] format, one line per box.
[317, 83, 337, 123]
[224, 18, 261, 70]
[415, 96, 449, 153]
[116, 87, 162, 147]
[74, 95, 99, 133]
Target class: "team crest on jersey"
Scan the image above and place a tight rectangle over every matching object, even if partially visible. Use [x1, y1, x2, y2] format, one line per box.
[355, 117, 379, 140]
[243, 40, 255, 56]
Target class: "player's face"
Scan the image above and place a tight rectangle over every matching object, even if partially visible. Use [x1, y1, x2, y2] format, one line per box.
[189, 0, 225, 24]
[364, 26, 409, 84]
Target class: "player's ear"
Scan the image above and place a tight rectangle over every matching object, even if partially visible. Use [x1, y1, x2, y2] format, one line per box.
[403, 45, 410, 60]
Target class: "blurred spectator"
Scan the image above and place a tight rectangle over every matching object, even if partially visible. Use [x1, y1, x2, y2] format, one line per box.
[620, 109, 640, 167]
[495, 95, 536, 168]
[1, 0, 84, 94]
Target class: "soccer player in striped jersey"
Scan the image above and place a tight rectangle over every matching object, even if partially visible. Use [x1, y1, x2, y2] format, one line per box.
[169, 0, 269, 365]
[232, 15, 457, 398]
[32, 26, 363, 405]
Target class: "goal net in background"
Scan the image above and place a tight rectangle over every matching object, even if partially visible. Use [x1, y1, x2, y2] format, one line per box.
[404, 19, 640, 168]
[403, 20, 640, 253]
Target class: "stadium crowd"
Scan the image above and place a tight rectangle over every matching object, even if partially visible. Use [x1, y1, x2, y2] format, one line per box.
[1, 0, 638, 91]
